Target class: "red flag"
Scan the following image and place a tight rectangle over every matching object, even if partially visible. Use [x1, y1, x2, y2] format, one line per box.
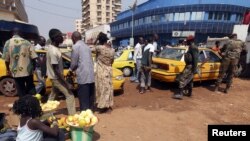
[243, 11, 250, 25]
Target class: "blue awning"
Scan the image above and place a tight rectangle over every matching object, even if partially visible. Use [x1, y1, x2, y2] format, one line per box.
[0, 20, 39, 35]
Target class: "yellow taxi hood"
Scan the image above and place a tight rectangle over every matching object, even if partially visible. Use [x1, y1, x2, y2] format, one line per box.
[112, 68, 123, 77]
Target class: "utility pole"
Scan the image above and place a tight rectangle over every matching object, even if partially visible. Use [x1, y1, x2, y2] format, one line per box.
[129, 0, 137, 47]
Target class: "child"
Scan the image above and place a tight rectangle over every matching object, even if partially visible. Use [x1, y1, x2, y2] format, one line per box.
[12, 95, 64, 141]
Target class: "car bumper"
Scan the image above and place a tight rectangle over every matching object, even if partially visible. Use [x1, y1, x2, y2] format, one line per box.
[113, 79, 125, 91]
[151, 70, 177, 82]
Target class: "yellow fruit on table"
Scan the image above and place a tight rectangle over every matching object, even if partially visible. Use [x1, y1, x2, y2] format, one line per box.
[91, 116, 98, 125]
[78, 119, 86, 127]
[85, 117, 91, 125]
[35, 94, 42, 100]
[67, 116, 74, 122]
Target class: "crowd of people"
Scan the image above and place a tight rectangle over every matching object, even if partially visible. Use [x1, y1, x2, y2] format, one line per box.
[132, 33, 246, 99]
[1, 28, 115, 141]
[0, 27, 247, 140]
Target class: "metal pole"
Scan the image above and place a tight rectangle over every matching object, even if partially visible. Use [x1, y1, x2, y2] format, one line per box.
[132, 10, 134, 40]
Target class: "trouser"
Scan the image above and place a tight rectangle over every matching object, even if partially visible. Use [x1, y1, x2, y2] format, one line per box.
[35, 68, 46, 94]
[140, 66, 151, 88]
[136, 59, 142, 81]
[43, 129, 65, 141]
[78, 83, 95, 111]
[48, 79, 76, 115]
[216, 58, 238, 88]
[14, 75, 36, 97]
[177, 65, 194, 94]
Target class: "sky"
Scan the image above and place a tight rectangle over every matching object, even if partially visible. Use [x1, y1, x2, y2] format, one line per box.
[24, 0, 147, 39]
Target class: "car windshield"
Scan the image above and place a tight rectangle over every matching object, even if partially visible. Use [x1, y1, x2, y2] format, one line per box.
[158, 48, 185, 61]
[114, 50, 123, 59]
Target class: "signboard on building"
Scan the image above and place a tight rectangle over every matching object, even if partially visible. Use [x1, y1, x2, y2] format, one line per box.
[172, 31, 195, 37]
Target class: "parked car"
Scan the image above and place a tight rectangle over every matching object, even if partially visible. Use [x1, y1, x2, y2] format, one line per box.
[151, 47, 221, 82]
[112, 49, 135, 77]
[0, 50, 125, 96]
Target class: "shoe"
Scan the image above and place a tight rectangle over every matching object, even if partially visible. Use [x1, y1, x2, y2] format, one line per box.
[172, 94, 183, 99]
[135, 80, 139, 83]
[147, 87, 152, 92]
[224, 89, 228, 94]
[184, 88, 192, 97]
[214, 86, 219, 92]
[139, 87, 145, 94]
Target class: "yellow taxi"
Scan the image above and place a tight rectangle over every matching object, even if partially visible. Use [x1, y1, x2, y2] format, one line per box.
[112, 49, 135, 76]
[152, 47, 221, 82]
[0, 50, 125, 96]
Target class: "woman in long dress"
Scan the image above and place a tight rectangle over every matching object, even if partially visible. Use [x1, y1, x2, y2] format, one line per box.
[93, 32, 115, 113]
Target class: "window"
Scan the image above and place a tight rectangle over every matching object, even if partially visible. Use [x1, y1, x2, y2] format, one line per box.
[106, 12, 110, 16]
[134, 19, 138, 26]
[145, 16, 152, 23]
[184, 12, 190, 21]
[191, 12, 204, 20]
[158, 48, 185, 61]
[198, 51, 206, 62]
[98, 18, 101, 22]
[208, 12, 213, 20]
[97, 5, 101, 9]
[97, 12, 101, 16]
[174, 13, 180, 21]
[204, 51, 221, 62]
[165, 13, 174, 21]
[179, 13, 185, 21]
[106, 18, 110, 22]
[215, 12, 223, 20]
[236, 14, 242, 22]
[128, 51, 134, 60]
[191, 12, 196, 20]
[139, 18, 144, 25]
[196, 12, 204, 20]
[223, 13, 231, 21]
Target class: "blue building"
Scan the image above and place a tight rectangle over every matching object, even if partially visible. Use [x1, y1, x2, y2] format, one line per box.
[110, 0, 250, 46]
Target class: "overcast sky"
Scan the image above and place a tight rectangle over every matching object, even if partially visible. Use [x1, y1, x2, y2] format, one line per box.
[24, 0, 147, 38]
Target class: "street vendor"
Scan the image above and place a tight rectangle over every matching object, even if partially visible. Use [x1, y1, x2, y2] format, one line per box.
[13, 95, 65, 141]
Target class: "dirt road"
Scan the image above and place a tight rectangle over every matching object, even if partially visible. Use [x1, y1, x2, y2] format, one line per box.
[1, 78, 250, 141]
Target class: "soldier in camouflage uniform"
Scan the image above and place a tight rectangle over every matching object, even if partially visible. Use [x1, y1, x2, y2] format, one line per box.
[215, 34, 246, 93]
[173, 35, 199, 99]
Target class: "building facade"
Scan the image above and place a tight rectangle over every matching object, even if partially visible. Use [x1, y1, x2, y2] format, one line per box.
[75, 19, 84, 34]
[82, 0, 121, 34]
[111, 0, 250, 46]
[0, 0, 28, 22]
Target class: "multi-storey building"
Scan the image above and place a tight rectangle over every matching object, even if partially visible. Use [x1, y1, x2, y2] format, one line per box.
[75, 19, 84, 34]
[82, 0, 121, 34]
[111, 0, 250, 46]
[0, 0, 28, 22]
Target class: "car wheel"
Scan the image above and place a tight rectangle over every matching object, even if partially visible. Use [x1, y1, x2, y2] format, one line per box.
[122, 67, 132, 77]
[0, 77, 17, 97]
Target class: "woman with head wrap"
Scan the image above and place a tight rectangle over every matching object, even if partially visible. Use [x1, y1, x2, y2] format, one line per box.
[92, 32, 115, 113]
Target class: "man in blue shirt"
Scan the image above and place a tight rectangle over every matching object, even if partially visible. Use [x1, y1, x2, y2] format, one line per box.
[69, 31, 95, 111]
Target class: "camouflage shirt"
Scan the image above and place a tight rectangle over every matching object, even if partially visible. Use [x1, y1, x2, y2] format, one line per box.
[2, 35, 37, 77]
[222, 39, 246, 59]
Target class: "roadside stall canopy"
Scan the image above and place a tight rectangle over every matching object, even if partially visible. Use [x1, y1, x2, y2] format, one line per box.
[0, 20, 39, 50]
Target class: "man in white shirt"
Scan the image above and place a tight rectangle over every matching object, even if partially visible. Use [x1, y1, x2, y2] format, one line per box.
[46, 28, 76, 115]
[153, 33, 160, 56]
[133, 37, 144, 82]
[139, 37, 154, 93]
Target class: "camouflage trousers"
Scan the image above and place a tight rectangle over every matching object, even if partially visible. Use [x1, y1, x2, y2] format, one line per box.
[176, 65, 194, 89]
[216, 58, 238, 88]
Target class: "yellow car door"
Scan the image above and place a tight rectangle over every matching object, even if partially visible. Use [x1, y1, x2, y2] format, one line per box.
[194, 49, 221, 81]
